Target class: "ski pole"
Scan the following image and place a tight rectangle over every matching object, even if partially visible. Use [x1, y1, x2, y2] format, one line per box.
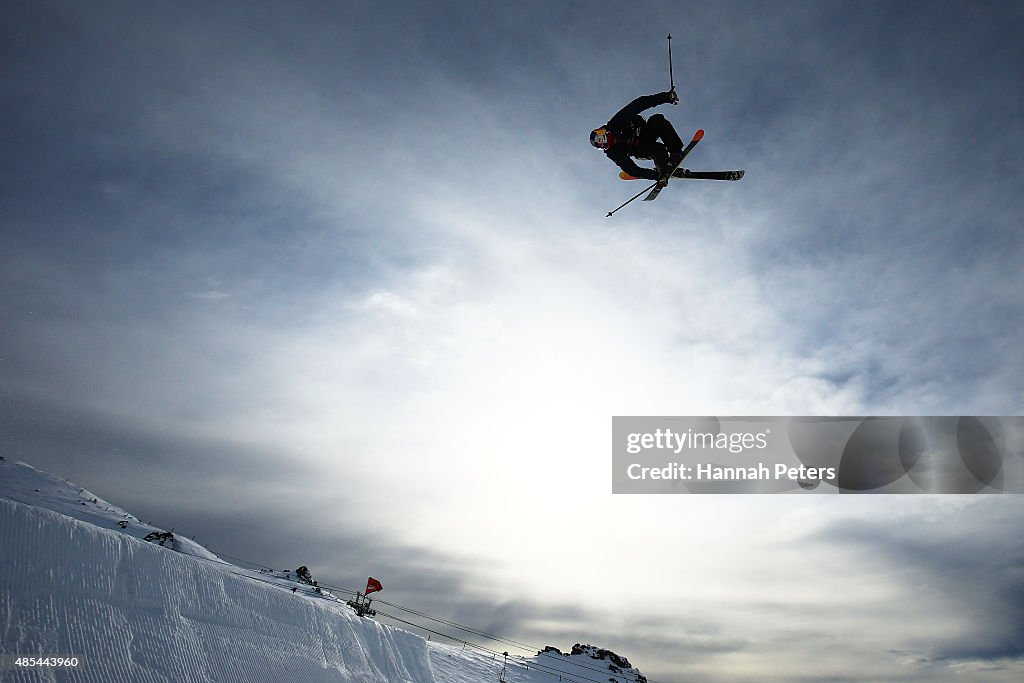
[606, 181, 659, 218]
[667, 33, 674, 91]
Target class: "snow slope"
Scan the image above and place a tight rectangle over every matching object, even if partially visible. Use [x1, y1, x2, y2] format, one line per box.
[428, 643, 650, 683]
[0, 467, 434, 681]
[0, 458, 649, 683]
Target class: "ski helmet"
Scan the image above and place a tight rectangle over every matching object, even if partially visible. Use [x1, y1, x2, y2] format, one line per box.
[590, 127, 613, 149]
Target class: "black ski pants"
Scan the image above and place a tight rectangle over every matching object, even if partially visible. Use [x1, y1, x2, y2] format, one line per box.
[632, 114, 684, 167]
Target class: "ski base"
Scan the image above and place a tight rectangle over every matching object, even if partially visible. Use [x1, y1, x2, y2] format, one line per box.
[677, 169, 745, 181]
[643, 129, 704, 201]
[620, 169, 745, 182]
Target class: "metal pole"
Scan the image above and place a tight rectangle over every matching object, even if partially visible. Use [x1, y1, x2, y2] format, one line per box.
[606, 181, 659, 217]
[667, 34, 674, 91]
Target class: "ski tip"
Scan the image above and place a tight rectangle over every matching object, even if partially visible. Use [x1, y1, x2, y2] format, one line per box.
[693, 129, 705, 141]
[619, 171, 639, 181]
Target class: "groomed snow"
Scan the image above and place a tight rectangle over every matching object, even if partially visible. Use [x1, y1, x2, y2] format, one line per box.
[1, 498, 434, 682]
[0, 458, 648, 683]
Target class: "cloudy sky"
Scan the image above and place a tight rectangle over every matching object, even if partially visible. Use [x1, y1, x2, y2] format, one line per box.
[2, 1, 1023, 681]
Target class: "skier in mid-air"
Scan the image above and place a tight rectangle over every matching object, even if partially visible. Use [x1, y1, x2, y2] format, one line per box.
[590, 88, 683, 186]
[596, 36, 744, 217]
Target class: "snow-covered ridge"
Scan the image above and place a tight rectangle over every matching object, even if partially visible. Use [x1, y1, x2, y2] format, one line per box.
[0, 458, 435, 682]
[0, 458, 219, 560]
[427, 643, 649, 683]
[0, 457, 650, 682]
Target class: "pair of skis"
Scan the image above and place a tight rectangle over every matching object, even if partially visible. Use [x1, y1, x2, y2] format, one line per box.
[606, 128, 743, 217]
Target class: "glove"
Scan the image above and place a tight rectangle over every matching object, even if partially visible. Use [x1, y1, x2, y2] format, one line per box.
[668, 88, 679, 105]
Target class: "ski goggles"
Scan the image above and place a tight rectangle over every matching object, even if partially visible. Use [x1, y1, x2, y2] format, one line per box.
[590, 128, 612, 149]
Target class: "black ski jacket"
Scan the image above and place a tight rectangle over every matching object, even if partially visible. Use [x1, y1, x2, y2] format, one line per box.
[602, 91, 674, 180]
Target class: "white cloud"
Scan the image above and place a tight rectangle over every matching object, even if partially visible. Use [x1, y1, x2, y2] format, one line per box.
[5, 4, 1023, 681]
